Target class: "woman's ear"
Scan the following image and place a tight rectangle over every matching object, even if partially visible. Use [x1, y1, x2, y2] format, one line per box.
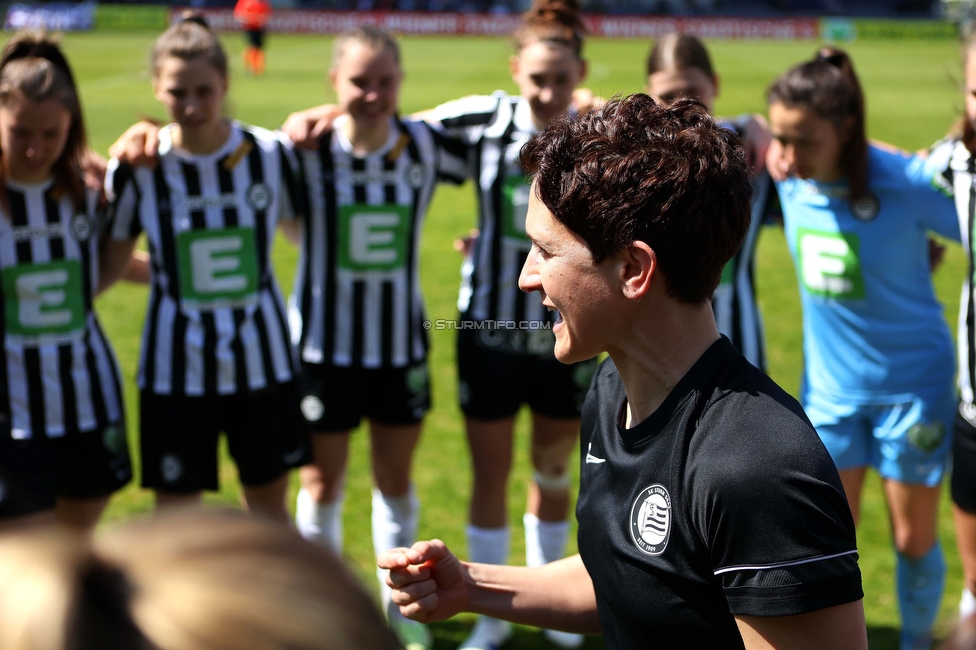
[619, 241, 655, 302]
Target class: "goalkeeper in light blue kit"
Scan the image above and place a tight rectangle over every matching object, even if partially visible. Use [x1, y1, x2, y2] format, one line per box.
[766, 48, 958, 650]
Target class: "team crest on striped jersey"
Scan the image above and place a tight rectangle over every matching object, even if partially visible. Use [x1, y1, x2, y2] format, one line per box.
[630, 484, 672, 556]
[70, 214, 94, 241]
[404, 162, 426, 189]
[245, 183, 273, 211]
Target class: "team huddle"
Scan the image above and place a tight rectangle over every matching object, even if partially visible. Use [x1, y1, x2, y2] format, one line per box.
[0, 0, 975, 648]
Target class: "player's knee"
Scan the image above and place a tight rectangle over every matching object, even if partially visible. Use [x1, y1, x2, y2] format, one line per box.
[894, 531, 937, 559]
[533, 469, 571, 493]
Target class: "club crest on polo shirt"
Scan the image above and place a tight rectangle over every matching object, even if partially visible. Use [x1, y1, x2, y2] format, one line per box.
[630, 484, 672, 556]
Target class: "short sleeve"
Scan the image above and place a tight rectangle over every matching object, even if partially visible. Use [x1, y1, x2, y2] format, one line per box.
[104, 158, 142, 240]
[690, 388, 863, 617]
[431, 92, 503, 147]
[275, 132, 305, 222]
[425, 121, 470, 185]
[905, 151, 960, 242]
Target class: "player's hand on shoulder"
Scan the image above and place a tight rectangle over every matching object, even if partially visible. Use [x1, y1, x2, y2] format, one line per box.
[82, 149, 107, 191]
[766, 137, 792, 182]
[737, 113, 771, 174]
[281, 104, 342, 150]
[378, 539, 469, 624]
[109, 119, 161, 168]
[454, 229, 479, 258]
[572, 88, 606, 114]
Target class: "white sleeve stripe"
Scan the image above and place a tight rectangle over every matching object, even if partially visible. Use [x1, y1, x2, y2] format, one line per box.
[712, 549, 859, 576]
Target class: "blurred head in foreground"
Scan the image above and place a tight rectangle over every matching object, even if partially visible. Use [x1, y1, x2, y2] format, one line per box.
[0, 509, 400, 650]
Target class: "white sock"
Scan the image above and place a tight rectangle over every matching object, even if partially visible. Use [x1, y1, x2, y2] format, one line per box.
[962, 588, 976, 619]
[373, 487, 420, 611]
[466, 524, 510, 565]
[524, 512, 570, 567]
[295, 487, 343, 554]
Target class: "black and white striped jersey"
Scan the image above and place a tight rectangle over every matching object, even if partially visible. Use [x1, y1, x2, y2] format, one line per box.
[435, 98, 771, 367]
[0, 180, 124, 439]
[712, 170, 774, 371]
[289, 116, 466, 368]
[433, 92, 553, 327]
[928, 136, 976, 419]
[106, 122, 301, 396]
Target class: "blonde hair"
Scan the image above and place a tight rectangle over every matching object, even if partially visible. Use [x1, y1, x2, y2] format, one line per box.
[0, 509, 400, 650]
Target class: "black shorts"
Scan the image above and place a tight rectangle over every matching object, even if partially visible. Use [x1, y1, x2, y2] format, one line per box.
[299, 361, 430, 433]
[245, 28, 264, 48]
[0, 423, 132, 519]
[140, 382, 310, 493]
[953, 406, 976, 512]
[457, 328, 598, 420]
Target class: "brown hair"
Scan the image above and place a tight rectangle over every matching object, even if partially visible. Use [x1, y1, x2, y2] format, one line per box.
[513, 0, 586, 60]
[0, 31, 87, 209]
[519, 94, 751, 304]
[0, 509, 401, 650]
[956, 28, 976, 153]
[645, 32, 714, 79]
[330, 25, 401, 73]
[151, 12, 228, 80]
[766, 46, 870, 201]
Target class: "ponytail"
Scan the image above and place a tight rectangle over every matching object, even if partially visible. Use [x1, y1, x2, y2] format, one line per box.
[151, 11, 227, 79]
[767, 46, 869, 202]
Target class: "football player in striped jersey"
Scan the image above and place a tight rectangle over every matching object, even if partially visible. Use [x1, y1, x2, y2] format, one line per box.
[0, 32, 131, 532]
[102, 14, 309, 524]
[920, 29, 976, 629]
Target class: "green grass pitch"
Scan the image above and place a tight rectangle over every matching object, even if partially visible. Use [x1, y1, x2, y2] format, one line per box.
[48, 29, 969, 648]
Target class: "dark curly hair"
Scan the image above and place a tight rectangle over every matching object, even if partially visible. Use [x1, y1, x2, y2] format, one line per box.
[519, 93, 752, 305]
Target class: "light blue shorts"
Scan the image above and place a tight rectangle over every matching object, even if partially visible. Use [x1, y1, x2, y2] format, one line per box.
[803, 388, 955, 486]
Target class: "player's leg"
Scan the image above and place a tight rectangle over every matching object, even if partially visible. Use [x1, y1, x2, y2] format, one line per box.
[837, 467, 868, 524]
[140, 391, 216, 512]
[227, 382, 310, 523]
[367, 362, 432, 650]
[294, 364, 361, 553]
[803, 390, 870, 521]
[252, 29, 265, 76]
[457, 330, 522, 650]
[53, 421, 131, 531]
[0, 435, 58, 532]
[525, 356, 597, 649]
[951, 407, 976, 618]
[886, 480, 944, 650]
[876, 391, 953, 650]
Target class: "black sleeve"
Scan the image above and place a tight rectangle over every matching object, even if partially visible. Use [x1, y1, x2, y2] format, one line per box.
[689, 384, 862, 616]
